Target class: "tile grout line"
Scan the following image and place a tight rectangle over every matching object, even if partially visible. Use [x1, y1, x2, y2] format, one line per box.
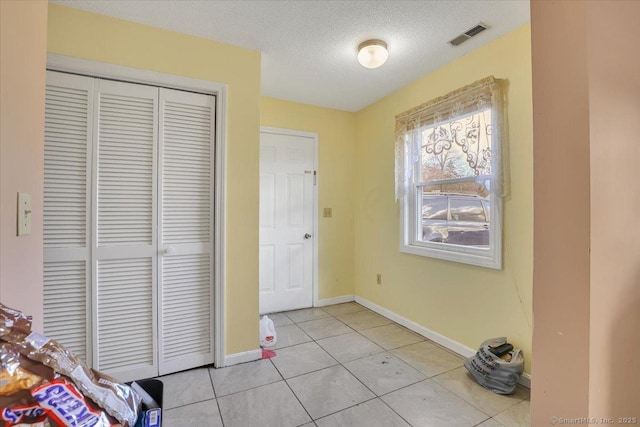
[270, 357, 316, 424]
[428, 367, 529, 417]
[207, 368, 227, 427]
[207, 360, 284, 398]
[311, 396, 392, 425]
[284, 307, 391, 422]
[322, 307, 498, 423]
[377, 394, 418, 427]
[321, 309, 428, 425]
[285, 306, 429, 425]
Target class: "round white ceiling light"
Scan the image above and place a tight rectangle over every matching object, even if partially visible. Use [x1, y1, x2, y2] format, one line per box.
[357, 39, 389, 69]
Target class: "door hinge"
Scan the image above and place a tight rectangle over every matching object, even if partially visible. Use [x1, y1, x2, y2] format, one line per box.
[313, 170, 317, 186]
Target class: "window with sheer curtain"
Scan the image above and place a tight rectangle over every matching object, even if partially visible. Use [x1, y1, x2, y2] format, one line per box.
[395, 76, 505, 269]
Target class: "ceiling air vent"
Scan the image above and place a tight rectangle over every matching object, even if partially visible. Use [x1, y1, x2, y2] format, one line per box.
[448, 23, 488, 46]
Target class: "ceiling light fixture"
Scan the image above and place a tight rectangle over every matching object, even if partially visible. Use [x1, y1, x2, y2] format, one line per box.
[357, 39, 389, 69]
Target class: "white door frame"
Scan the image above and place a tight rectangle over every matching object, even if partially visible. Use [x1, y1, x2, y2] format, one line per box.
[260, 126, 319, 308]
[46, 54, 227, 368]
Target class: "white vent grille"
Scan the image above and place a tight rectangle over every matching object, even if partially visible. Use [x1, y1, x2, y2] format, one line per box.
[97, 93, 154, 246]
[162, 254, 211, 361]
[448, 23, 488, 46]
[43, 260, 87, 361]
[162, 101, 212, 244]
[97, 258, 153, 371]
[44, 86, 89, 248]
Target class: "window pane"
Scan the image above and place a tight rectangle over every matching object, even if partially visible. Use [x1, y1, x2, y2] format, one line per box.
[418, 184, 490, 248]
[421, 108, 492, 182]
[422, 195, 447, 220]
[450, 198, 486, 222]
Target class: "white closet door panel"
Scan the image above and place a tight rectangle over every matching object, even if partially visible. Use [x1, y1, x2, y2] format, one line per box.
[161, 96, 212, 245]
[161, 253, 211, 361]
[158, 88, 215, 374]
[96, 258, 156, 381]
[94, 80, 158, 381]
[44, 72, 93, 249]
[43, 71, 93, 365]
[96, 80, 156, 247]
[43, 260, 88, 361]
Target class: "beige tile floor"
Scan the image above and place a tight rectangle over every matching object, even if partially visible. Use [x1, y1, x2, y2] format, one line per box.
[160, 303, 530, 427]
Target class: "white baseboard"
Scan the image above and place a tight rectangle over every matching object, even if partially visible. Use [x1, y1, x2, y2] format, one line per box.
[223, 349, 262, 367]
[354, 296, 531, 389]
[519, 373, 531, 389]
[317, 295, 355, 306]
[354, 296, 476, 357]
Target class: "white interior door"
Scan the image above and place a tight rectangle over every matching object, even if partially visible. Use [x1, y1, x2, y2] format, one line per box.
[259, 129, 316, 314]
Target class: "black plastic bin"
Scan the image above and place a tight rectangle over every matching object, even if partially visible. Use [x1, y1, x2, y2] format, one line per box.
[130, 379, 163, 427]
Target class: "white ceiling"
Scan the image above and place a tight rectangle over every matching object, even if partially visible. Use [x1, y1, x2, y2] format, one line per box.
[51, 0, 530, 112]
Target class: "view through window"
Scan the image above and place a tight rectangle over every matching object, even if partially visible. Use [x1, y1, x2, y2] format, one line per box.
[418, 108, 492, 247]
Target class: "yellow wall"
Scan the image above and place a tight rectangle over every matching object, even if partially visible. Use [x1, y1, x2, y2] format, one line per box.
[0, 0, 48, 331]
[260, 98, 356, 300]
[353, 25, 533, 373]
[47, 5, 261, 355]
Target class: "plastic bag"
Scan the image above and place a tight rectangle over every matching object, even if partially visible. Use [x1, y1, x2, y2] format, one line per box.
[259, 316, 277, 347]
[464, 337, 524, 394]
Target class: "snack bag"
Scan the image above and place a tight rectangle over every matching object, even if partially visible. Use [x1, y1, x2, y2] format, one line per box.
[1, 403, 48, 426]
[30, 379, 115, 427]
[0, 305, 139, 426]
[0, 303, 32, 337]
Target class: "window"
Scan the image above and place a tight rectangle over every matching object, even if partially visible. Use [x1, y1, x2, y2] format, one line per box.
[395, 76, 504, 268]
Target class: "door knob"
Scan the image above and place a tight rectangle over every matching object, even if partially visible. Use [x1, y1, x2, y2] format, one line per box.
[304, 233, 312, 239]
[164, 246, 175, 255]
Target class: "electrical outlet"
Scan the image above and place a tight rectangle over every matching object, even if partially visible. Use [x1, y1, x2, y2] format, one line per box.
[376, 273, 382, 285]
[17, 192, 32, 236]
[323, 208, 332, 218]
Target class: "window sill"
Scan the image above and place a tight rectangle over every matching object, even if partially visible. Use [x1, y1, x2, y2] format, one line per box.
[399, 242, 502, 269]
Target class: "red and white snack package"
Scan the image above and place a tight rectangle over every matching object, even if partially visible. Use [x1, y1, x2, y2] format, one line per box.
[1, 403, 48, 425]
[30, 379, 115, 427]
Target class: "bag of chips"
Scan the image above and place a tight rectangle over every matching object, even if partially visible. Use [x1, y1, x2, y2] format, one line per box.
[0, 304, 141, 426]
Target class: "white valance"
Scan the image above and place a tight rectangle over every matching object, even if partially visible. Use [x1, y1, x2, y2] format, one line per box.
[394, 76, 505, 200]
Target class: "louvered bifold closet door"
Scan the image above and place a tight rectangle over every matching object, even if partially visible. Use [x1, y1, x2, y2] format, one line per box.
[158, 88, 215, 375]
[93, 80, 158, 382]
[43, 71, 94, 363]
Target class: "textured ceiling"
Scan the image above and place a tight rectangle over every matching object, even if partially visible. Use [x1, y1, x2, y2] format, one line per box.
[51, 0, 530, 112]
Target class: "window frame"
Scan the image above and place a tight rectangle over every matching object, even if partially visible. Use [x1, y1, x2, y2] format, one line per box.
[400, 188, 502, 269]
[397, 77, 503, 269]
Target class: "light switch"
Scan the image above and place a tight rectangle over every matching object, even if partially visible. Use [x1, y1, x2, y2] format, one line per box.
[17, 192, 31, 236]
[323, 208, 332, 218]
